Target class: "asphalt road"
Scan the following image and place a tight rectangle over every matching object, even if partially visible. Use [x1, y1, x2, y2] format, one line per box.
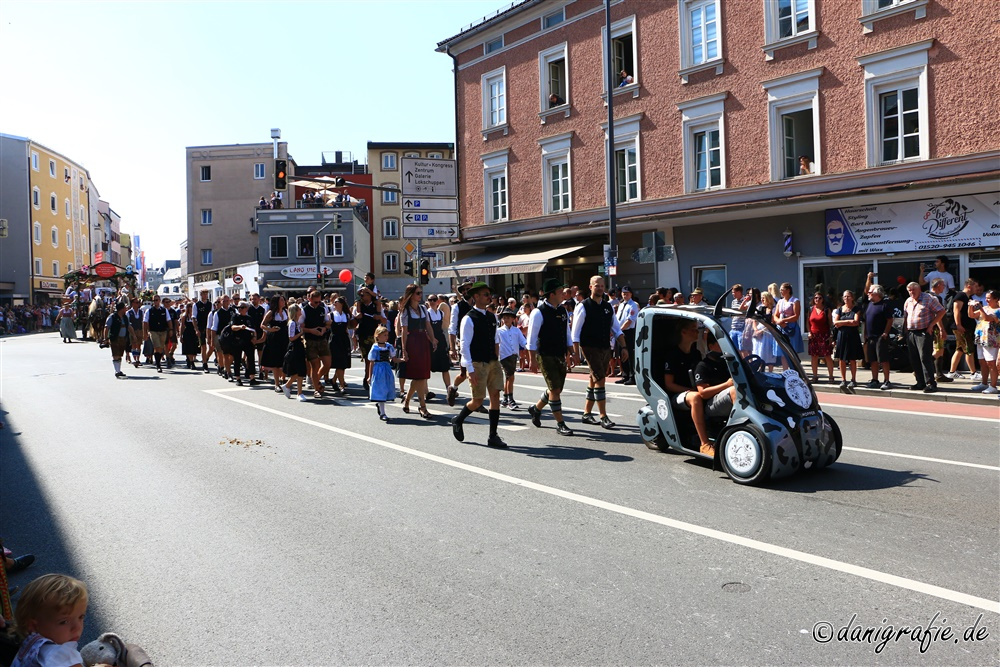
[1, 333, 998, 666]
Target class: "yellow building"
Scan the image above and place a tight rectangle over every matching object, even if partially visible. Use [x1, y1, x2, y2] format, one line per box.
[28, 142, 91, 301]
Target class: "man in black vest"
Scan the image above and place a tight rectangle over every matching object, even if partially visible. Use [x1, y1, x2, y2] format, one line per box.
[228, 301, 259, 386]
[104, 300, 134, 378]
[193, 289, 213, 371]
[301, 289, 332, 397]
[247, 293, 267, 379]
[527, 278, 577, 436]
[451, 282, 506, 448]
[162, 297, 180, 368]
[571, 275, 628, 429]
[126, 297, 144, 368]
[142, 294, 172, 373]
[212, 294, 234, 377]
[446, 281, 475, 407]
[354, 286, 385, 390]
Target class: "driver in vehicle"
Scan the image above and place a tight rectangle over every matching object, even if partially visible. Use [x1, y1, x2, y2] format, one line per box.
[694, 333, 738, 427]
[662, 320, 717, 458]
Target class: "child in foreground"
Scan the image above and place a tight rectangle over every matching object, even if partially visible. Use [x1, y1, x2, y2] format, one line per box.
[368, 325, 399, 421]
[12, 574, 89, 667]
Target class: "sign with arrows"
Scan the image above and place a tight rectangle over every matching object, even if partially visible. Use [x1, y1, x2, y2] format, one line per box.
[402, 197, 457, 212]
[403, 211, 458, 226]
[400, 157, 457, 197]
[402, 225, 458, 239]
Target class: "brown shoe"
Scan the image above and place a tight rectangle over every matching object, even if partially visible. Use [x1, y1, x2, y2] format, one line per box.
[700, 443, 716, 457]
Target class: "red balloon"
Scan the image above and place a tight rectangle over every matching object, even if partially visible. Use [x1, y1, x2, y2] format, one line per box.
[339, 269, 353, 284]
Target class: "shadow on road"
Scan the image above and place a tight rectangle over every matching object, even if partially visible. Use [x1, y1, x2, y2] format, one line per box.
[0, 407, 109, 645]
[509, 442, 634, 462]
[767, 461, 933, 492]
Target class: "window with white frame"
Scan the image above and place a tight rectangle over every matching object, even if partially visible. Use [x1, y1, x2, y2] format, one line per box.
[66, 230, 72, 250]
[67, 263, 72, 272]
[34, 258, 42, 275]
[678, 92, 727, 192]
[33, 222, 41, 244]
[602, 113, 642, 204]
[296, 235, 315, 258]
[763, 0, 817, 59]
[51, 226, 58, 246]
[382, 218, 399, 239]
[679, 0, 723, 81]
[859, 40, 931, 167]
[201, 249, 213, 265]
[383, 252, 399, 274]
[860, 0, 928, 32]
[32, 187, 40, 208]
[64, 167, 69, 181]
[64, 199, 70, 218]
[763, 68, 822, 180]
[200, 165, 211, 181]
[269, 235, 288, 259]
[601, 15, 637, 90]
[403, 152, 419, 158]
[201, 209, 212, 225]
[382, 184, 398, 205]
[484, 36, 503, 55]
[324, 234, 344, 257]
[381, 152, 397, 170]
[79, 206, 85, 222]
[482, 149, 509, 222]
[254, 163, 266, 179]
[52, 261, 59, 277]
[539, 132, 572, 214]
[539, 43, 569, 110]
[428, 152, 444, 159]
[31, 152, 39, 171]
[49, 160, 56, 177]
[50, 194, 57, 213]
[482, 67, 507, 130]
[543, 8, 565, 29]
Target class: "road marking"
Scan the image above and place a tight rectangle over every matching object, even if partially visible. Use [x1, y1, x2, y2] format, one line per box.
[823, 403, 999, 423]
[843, 447, 1000, 471]
[206, 387, 999, 614]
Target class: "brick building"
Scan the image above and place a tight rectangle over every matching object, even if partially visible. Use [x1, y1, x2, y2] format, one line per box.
[436, 0, 999, 305]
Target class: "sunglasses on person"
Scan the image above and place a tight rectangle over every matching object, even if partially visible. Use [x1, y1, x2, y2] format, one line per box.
[428, 296, 438, 302]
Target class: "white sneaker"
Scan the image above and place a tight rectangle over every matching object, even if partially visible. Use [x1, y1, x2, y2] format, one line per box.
[944, 371, 964, 380]
[983, 386, 1000, 395]
[970, 383, 987, 392]
[971, 372, 983, 381]
[297, 394, 308, 402]
[283, 385, 292, 399]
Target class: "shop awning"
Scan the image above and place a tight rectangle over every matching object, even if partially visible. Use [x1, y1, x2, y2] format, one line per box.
[435, 243, 590, 279]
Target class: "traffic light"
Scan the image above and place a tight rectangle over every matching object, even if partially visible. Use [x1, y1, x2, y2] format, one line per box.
[403, 260, 415, 277]
[419, 260, 430, 285]
[274, 159, 287, 190]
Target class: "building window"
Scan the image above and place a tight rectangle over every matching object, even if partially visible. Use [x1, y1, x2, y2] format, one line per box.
[35, 258, 42, 275]
[33, 222, 41, 244]
[482, 67, 507, 130]
[763, 0, 817, 59]
[601, 113, 642, 204]
[50, 194, 57, 213]
[381, 152, 397, 170]
[32, 188, 40, 209]
[403, 152, 419, 158]
[383, 252, 399, 274]
[693, 265, 727, 305]
[65, 200, 70, 218]
[51, 226, 59, 246]
[52, 261, 59, 277]
[200, 209, 212, 225]
[80, 206, 85, 222]
[382, 218, 399, 239]
[49, 160, 56, 177]
[602, 16, 637, 90]
[66, 230, 72, 250]
[324, 234, 344, 257]
[679, 0, 723, 81]
[427, 152, 444, 159]
[539, 43, 569, 110]
[678, 92, 727, 193]
[296, 235, 315, 258]
[31, 152, 39, 171]
[484, 36, 503, 55]
[269, 235, 288, 259]
[860, 0, 928, 32]
[382, 184, 398, 205]
[254, 163, 266, 179]
[763, 68, 822, 180]
[549, 159, 570, 213]
[64, 167, 70, 181]
[201, 249, 213, 265]
[859, 40, 931, 167]
[539, 133, 572, 214]
[200, 166, 211, 181]
[543, 8, 565, 29]
[67, 263, 72, 272]
[489, 171, 508, 221]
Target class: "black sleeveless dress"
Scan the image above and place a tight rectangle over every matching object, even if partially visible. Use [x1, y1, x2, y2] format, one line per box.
[429, 309, 450, 373]
[329, 312, 352, 369]
[261, 312, 289, 369]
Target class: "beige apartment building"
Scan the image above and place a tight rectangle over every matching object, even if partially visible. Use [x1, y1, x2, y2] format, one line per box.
[186, 142, 289, 274]
[366, 141, 455, 296]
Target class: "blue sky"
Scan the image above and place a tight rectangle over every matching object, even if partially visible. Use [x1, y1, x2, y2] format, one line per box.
[0, 0, 507, 265]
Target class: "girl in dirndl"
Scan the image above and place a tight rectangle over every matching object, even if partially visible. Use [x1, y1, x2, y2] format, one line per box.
[57, 300, 76, 342]
[368, 325, 399, 421]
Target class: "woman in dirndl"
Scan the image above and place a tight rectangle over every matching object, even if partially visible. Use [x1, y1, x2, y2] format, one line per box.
[328, 296, 352, 396]
[427, 293, 452, 396]
[57, 299, 76, 342]
[398, 283, 437, 419]
[261, 295, 289, 392]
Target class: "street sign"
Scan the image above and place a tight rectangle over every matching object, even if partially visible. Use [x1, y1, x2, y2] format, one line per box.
[402, 210, 458, 226]
[400, 157, 457, 197]
[401, 197, 457, 211]
[233, 273, 244, 285]
[403, 241, 416, 255]
[631, 248, 655, 264]
[402, 225, 458, 239]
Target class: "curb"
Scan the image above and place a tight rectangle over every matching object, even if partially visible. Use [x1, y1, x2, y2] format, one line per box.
[813, 383, 999, 406]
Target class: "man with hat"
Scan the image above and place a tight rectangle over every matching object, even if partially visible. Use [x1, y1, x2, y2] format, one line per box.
[497, 306, 527, 409]
[446, 280, 476, 406]
[228, 300, 260, 387]
[572, 275, 628, 428]
[353, 285, 385, 390]
[451, 282, 507, 448]
[142, 294, 172, 373]
[193, 289, 213, 372]
[616, 284, 639, 385]
[689, 287, 704, 305]
[527, 278, 576, 436]
[104, 299, 134, 378]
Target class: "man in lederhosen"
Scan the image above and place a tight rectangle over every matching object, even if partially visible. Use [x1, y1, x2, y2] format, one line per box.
[572, 275, 628, 429]
[193, 289, 213, 372]
[211, 294, 234, 377]
[301, 289, 332, 398]
[450, 282, 507, 449]
[104, 300, 134, 379]
[125, 297, 144, 368]
[142, 294, 172, 373]
[247, 293, 267, 380]
[162, 297, 180, 369]
[446, 281, 475, 407]
[527, 278, 576, 436]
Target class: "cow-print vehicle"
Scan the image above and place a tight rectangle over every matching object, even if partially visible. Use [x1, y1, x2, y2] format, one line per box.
[634, 289, 842, 485]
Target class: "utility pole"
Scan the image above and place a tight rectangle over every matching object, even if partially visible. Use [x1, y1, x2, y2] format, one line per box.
[604, 0, 618, 290]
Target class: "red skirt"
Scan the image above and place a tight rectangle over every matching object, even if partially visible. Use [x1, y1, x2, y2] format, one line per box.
[404, 330, 431, 380]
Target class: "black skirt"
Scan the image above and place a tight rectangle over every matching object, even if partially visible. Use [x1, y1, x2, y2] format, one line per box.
[430, 319, 450, 372]
[329, 321, 352, 369]
[262, 320, 289, 369]
[181, 321, 200, 356]
[283, 338, 307, 377]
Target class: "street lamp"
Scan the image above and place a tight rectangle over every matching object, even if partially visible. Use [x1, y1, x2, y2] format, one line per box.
[604, 0, 618, 289]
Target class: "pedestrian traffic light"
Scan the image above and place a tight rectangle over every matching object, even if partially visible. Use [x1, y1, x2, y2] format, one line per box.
[419, 260, 430, 285]
[404, 260, 414, 277]
[274, 159, 287, 190]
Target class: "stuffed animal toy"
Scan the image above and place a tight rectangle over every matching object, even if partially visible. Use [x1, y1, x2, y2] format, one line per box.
[80, 632, 153, 667]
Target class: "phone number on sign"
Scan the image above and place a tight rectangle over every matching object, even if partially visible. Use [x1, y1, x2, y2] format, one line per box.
[914, 240, 979, 250]
[811, 613, 990, 655]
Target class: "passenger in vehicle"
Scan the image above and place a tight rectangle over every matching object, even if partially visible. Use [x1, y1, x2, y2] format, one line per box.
[662, 320, 716, 457]
[694, 334, 737, 427]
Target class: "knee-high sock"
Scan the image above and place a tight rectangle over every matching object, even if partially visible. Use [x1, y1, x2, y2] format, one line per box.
[154, 352, 162, 367]
[489, 409, 500, 435]
[113, 360, 121, 373]
[455, 405, 473, 425]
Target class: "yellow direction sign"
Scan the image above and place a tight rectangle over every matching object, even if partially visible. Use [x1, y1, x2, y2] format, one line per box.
[403, 241, 416, 255]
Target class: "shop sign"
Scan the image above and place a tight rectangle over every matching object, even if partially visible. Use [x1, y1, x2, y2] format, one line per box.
[280, 265, 334, 278]
[94, 262, 118, 278]
[40, 280, 61, 289]
[825, 194, 1000, 256]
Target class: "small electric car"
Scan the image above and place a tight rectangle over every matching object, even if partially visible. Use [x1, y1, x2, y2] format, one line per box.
[634, 290, 842, 485]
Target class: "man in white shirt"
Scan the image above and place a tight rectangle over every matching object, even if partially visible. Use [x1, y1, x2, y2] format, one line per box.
[451, 282, 506, 448]
[527, 278, 577, 436]
[919, 255, 956, 291]
[615, 285, 639, 385]
[572, 275, 627, 429]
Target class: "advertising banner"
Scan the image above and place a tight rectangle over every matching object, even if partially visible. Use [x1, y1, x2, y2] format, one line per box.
[825, 194, 1000, 256]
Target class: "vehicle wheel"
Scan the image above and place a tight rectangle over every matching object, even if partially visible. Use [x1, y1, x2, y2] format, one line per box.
[826, 414, 843, 463]
[641, 430, 668, 451]
[719, 426, 772, 485]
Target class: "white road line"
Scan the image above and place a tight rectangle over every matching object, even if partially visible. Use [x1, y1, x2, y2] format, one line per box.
[823, 402, 999, 423]
[842, 447, 1000, 471]
[206, 387, 999, 614]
